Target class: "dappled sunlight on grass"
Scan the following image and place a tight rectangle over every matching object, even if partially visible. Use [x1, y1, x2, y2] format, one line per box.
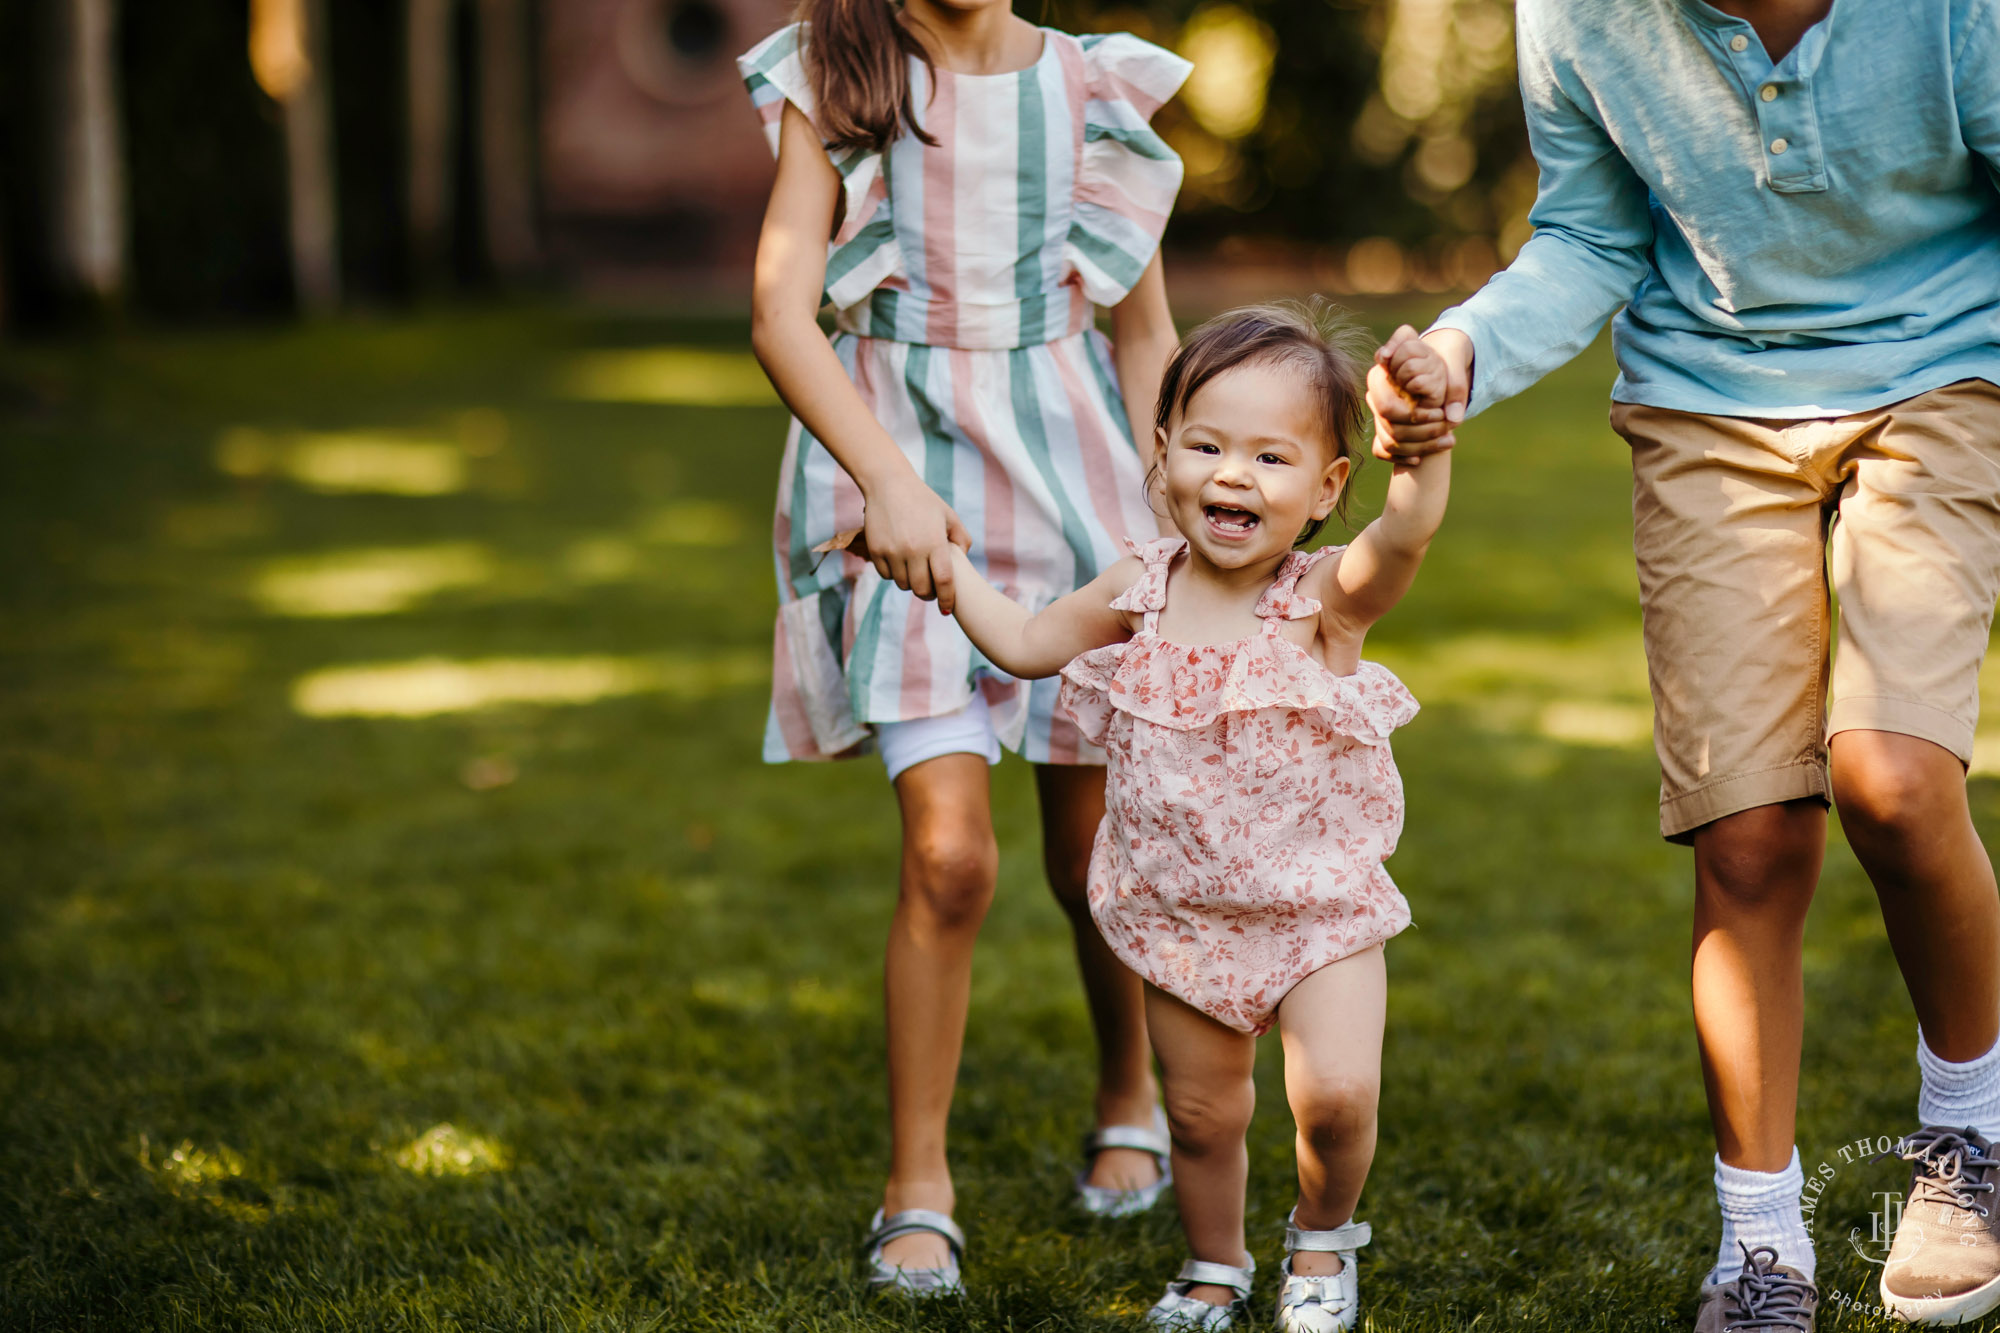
[138, 1137, 277, 1224]
[690, 972, 773, 1012]
[252, 543, 498, 617]
[562, 536, 641, 583]
[1975, 735, 2000, 779]
[1537, 699, 1653, 749]
[290, 651, 766, 718]
[637, 498, 747, 547]
[1967, 657, 2000, 776]
[1377, 628, 1653, 750]
[787, 977, 864, 1019]
[216, 426, 469, 496]
[392, 1123, 509, 1177]
[555, 347, 777, 407]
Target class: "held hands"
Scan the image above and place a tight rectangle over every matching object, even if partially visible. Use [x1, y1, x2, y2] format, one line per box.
[1367, 326, 1473, 465]
[928, 543, 971, 617]
[857, 471, 971, 603]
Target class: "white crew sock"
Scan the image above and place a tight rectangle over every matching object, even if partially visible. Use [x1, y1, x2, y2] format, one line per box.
[1917, 1030, 2000, 1141]
[1712, 1149, 1814, 1284]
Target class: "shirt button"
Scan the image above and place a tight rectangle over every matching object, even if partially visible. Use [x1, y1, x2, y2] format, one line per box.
[1770, 137, 1789, 154]
[1760, 85, 1778, 101]
[1730, 33, 1749, 52]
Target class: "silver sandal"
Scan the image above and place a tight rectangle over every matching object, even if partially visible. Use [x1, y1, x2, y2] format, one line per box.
[1075, 1105, 1173, 1217]
[861, 1207, 965, 1298]
[1274, 1208, 1370, 1332]
[1147, 1254, 1255, 1330]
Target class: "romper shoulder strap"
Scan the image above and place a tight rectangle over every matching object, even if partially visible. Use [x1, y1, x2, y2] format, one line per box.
[1254, 545, 1341, 634]
[1108, 536, 1184, 634]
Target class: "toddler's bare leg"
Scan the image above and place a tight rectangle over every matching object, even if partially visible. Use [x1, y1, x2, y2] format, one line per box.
[880, 754, 999, 1268]
[1146, 982, 1258, 1304]
[1035, 763, 1159, 1191]
[1276, 946, 1387, 1278]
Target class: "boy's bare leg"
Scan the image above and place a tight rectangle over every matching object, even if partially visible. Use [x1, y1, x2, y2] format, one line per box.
[1147, 983, 1258, 1305]
[1689, 800, 1825, 1170]
[1831, 730, 2000, 1061]
[1035, 763, 1161, 1191]
[879, 753, 999, 1268]
[1276, 946, 1387, 1278]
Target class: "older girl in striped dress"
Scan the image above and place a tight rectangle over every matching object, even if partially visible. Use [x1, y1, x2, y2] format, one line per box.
[740, 0, 1189, 1296]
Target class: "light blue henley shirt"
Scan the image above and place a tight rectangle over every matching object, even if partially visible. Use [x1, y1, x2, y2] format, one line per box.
[1434, 0, 2000, 419]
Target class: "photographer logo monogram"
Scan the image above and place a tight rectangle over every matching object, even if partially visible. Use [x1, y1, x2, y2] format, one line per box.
[1806, 1135, 1902, 1268]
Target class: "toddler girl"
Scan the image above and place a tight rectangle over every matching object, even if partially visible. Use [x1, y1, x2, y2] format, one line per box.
[739, 0, 1191, 1297]
[936, 302, 1453, 1330]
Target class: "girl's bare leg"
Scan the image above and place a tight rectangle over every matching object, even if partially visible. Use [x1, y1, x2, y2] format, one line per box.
[1035, 763, 1161, 1190]
[1146, 982, 1258, 1304]
[880, 753, 999, 1268]
[1274, 946, 1388, 1278]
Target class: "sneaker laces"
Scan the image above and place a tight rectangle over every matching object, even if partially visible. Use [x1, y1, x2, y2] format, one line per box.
[1898, 1127, 1999, 1216]
[1723, 1244, 1814, 1332]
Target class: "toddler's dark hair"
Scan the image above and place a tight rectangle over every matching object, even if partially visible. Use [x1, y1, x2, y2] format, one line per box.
[1152, 298, 1371, 546]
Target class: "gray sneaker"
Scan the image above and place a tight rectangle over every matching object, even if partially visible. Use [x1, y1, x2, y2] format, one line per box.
[1693, 1245, 1816, 1332]
[1881, 1126, 2000, 1325]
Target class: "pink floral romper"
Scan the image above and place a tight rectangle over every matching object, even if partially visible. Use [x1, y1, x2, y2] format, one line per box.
[1059, 537, 1420, 1034]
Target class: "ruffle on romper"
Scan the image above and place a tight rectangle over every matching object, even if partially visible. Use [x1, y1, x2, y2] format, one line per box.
[1059, 538, 1419, 745]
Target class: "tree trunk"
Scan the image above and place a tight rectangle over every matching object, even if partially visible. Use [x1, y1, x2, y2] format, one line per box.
[50, 0, 127, 304]
[476, 0, 537, 278]
[285, 0, 340, 312]
[251, 0, 340, 313]
[407, 0, 456, 282]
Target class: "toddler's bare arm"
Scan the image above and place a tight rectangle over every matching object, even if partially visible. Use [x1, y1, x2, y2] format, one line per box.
[1315, 451, 1452, 632]
[936, 547, 1138, 680]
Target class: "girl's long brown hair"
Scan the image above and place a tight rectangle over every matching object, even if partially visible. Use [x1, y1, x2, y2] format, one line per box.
[801, 0, 938, 153]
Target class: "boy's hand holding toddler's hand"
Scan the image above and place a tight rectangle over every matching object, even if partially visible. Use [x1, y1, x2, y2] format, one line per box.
[1368, 325, 1474, 464]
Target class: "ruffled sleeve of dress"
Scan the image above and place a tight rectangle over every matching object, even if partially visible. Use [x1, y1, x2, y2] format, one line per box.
[1066, 32, 1193, 307]
[737, 23, 901, 311]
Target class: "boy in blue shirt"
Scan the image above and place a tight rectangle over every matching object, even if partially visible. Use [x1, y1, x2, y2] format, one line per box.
[1373, 1, 2000, 1327]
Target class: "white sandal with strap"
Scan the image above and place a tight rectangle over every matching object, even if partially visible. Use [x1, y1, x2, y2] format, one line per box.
[861, 1207, 965, 1298]
[1147, 1254, 1255, 1330]
[1075, 1105, 1174, 1217]
[1274, 1208, 1369, 1332]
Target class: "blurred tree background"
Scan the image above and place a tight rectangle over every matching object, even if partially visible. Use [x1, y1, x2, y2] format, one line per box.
[1067, 0, 1529, 291]
[0, 0, 1533, 329]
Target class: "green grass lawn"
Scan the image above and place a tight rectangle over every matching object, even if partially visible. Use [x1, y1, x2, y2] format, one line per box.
[2, 303, 1994, 1331]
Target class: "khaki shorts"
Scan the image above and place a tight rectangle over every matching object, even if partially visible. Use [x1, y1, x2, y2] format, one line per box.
[1611, 378, 2000, 843]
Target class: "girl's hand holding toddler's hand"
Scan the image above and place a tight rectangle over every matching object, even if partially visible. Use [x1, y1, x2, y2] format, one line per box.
[1368, 325, 1472, 464]
[928, 543, 972, 617]
[861, 471, 973, 602]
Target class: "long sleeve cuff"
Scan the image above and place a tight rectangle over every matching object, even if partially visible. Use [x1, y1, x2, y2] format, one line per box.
[1425, 307, 1492, 420]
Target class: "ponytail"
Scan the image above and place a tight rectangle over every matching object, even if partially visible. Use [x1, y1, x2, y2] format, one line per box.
[801, 0, 938, 153]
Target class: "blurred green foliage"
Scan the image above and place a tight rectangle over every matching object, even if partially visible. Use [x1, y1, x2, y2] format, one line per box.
[1061, 1, 1530, 267]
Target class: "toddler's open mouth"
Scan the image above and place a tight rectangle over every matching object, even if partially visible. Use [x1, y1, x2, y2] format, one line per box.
[1204, 504, 1260, 536]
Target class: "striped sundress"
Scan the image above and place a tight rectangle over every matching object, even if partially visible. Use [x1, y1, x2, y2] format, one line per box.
[738, 22, 1191, 765]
